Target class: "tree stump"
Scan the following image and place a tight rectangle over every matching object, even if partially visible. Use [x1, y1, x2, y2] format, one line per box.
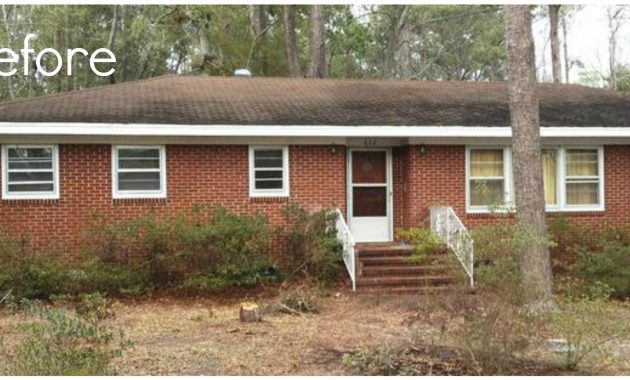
[239, 302, 261, 322]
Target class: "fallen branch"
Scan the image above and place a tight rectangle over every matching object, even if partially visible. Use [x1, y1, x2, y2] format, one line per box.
[0, 289, 13, 305]
[279, 302, 302, 316]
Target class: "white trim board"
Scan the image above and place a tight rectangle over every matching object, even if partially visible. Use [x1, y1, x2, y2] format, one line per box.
[1, 123, 630, 139]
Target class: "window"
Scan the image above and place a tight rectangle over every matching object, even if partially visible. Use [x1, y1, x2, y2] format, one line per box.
[564, 148, 601, 207]
[466, 146, 603, 212]
[112, 145, 166, 198]
[467, 148, 510, 210]
[249, 146, 289, 197]
[542, 149, 558, 207]
[2, 145, 59, 199]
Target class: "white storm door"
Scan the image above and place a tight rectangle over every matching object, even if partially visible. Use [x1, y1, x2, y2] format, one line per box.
[348, 149, 392, 243]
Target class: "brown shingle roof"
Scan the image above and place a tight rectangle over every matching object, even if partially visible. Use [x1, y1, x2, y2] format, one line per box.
[0, 75, 628, 126]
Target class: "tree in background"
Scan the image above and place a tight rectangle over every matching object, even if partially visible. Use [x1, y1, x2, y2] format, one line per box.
[505, 5, 555, 313]
[307, 5, 326, 78]
[548, 5, 562, 83]
[283, 5, 301, 77]
[0, 4, 516, 101]
[606, 5, 629, 90]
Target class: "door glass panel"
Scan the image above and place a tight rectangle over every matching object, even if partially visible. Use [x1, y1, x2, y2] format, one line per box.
[353, 187, 386, 217]
[352, 151, 386, 184]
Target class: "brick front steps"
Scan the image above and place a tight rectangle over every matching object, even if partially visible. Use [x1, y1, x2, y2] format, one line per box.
[355, 243, 458, 294]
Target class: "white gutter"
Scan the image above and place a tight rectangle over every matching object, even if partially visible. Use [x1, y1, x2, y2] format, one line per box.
[0, 123, 629, 138]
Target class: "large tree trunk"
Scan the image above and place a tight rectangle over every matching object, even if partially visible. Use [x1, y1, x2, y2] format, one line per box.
[505, 5, 555, 313]
[249, 5, 266, 37]
[307, 5, 326, 78]
[283, 5, 301, 77]
[394, 5, 413, 80]
[548, 5, 561, 83]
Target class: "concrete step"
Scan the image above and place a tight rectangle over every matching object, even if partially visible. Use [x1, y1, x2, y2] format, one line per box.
[357, 274, 454, 287]
[361, 264, 455, 277]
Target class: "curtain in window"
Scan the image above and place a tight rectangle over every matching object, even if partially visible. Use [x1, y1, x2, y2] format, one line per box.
[565, 149, 599, 205]
[542, 149, 557, 205]
[470, 149, 504, 206]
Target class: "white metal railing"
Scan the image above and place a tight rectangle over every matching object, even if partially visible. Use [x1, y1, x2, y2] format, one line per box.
[430, 206, 474, 287]
[334, 208, 357, 291]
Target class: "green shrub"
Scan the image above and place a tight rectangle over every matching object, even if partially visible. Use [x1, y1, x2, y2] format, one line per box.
[181, 207, 272, 288]
[0, 231, 70, 300]
[69, 258, 151, 296]
[574, 241, 630, 299]
[2, 293, 130, 375]
[547, 283, 630, 370]
[83, 206, 273, 292]
[343, 345, 399, 375]
[282, 204, 343, 285]
[470, 223, 553, 301]
[396, 227, 441, 263]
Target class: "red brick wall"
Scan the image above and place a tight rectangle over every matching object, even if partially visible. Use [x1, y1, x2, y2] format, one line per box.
[0, 144, 347, 251]
[2, 143, 628, 253]
[398, 145, 630, 232]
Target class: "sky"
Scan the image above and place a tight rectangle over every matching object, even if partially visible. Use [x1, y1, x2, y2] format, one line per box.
[533, 5, 629, 85]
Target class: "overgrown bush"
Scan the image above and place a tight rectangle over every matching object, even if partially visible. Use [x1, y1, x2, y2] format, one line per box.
[470, 222, 553, 301]
[1, 293, 129, 375]
[0, 231, 70, 300]
[456, 300, 535, 375]
[573, 241, 630, 299]
[282, 204, 343, 285]
[547, 282, 630, 370]
[180, 207, 273, 289]
[83, 206, 273, 292]
[0, 207, 275, 300]
[396, 227, 441, 263]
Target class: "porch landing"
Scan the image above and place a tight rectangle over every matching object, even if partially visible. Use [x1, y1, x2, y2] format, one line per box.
[354, 243, 458, 294]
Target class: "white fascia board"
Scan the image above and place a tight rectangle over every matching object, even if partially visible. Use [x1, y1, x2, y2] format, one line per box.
[0, 123, 629, 138]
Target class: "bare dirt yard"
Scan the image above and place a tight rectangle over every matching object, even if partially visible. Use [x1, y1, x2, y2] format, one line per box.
[1, 287, 629, 375]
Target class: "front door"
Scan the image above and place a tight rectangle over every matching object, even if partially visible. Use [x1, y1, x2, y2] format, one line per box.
[348, 149, 392, 242]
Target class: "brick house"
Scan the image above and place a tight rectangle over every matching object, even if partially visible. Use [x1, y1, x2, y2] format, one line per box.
[0, 75, 628, 291]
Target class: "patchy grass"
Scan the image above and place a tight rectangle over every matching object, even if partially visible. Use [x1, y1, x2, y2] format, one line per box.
[1, 289, 629, 375]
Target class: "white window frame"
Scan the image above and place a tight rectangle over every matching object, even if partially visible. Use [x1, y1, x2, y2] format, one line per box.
[465, 146, 513, 213]
[249, 145, 290, 197]
[560, 146, 605, 212]
[112, 145, 167, 199]
[1, 144, 60, 200]
[465, 145, 604, 213]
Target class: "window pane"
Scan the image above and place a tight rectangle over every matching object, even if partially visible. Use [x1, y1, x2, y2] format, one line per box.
[8, 172, 53, 182]
[255, 170, 283, 181]
[8, 160, 52, 170]
[566, 182, 599, 205]
[352, 186, 387, 217]
[255, 180, 283, 189]
[118, 172, 160, 191]
[470, 179, 504, 207]
[8, 183, 53, 192]
[542, 149, 557, 205]
[119, 158, 160, 169]
[470, 149, 503, 177]
[8, 147, 52, 159]
[254, 150, 283, 168]
[566, 149, 598, 177]
[352, 151, 387, 184]
[118, 148, 159, 159]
